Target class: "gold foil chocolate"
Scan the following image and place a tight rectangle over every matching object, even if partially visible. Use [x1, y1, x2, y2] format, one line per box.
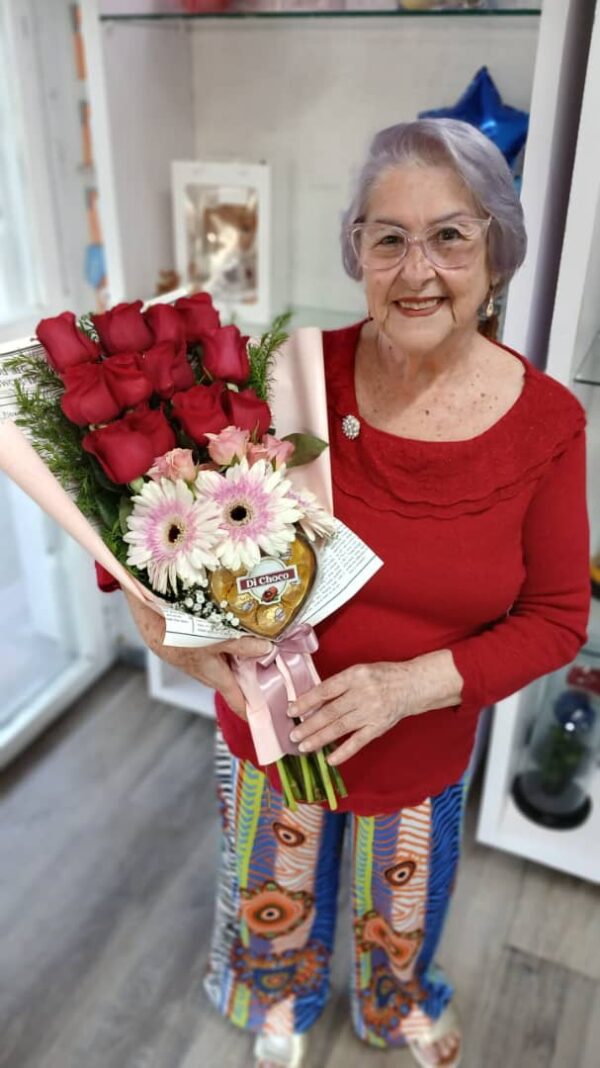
[209, 535, 317, 638]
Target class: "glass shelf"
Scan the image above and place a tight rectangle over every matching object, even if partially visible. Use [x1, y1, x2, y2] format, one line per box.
[574, 332, 600, 387]
[100, 5, 542, 23]
[235, 304, 359, 333]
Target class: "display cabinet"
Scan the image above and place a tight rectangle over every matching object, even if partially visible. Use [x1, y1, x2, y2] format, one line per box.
[477, 0, 600, 882]
[84, 0, 542, 313]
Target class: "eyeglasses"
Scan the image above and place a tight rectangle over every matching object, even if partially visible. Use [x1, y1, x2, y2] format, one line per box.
[349, 215, 491, 272]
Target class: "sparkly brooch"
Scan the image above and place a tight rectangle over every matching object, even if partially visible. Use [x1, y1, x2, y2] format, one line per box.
[341, 414, 361, 440]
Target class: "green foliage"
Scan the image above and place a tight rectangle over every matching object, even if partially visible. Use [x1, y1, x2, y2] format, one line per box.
[5, 352, 113, 531]
[246, 310, 292, 402]
[187, 341, 207, 385]
[283, 432, 329, 468]
[77, 312, 100, 343]
[118, 494, 134, 535]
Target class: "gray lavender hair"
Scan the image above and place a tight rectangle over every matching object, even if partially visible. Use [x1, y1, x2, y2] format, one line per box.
[341, 118, 526, 289]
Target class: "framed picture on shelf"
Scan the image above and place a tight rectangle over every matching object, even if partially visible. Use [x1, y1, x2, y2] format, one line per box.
[172, 160, 272, 325]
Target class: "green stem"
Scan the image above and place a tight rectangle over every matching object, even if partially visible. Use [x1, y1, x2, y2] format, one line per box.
[329, 761, 348, 798]
[315, 748, 338, 811]
[288, 756, 304, 800]
[299, 753, 315, 803]
[276, 758, 297, 811]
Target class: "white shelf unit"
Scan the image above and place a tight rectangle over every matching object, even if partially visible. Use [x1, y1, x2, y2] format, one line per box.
[81, 2, 600, 878]
[478, 0, 600, 883]
[146, 652, 215, 717]
[85, 0, 542, 310]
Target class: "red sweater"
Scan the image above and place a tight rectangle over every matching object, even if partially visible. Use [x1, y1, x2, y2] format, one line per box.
[215, 322, 590, 814]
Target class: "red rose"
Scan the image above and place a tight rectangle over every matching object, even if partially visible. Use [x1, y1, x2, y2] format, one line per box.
[224, 388, 272, 437]
[174, 292, 221, 343]
[144, 303, 186, 351]
[103, 352, 153, 410]
[61, 363, 121, 426]
[201, 325, 250, 384]
[82, 404, 176, 484]
[126, 404, 177, 461]
[95, 562, 120, 592]
[92, 300, 154, 354]
[36, 311, 101, 374]
[142, 341, 195, 398]
[171, 381, 229, 445]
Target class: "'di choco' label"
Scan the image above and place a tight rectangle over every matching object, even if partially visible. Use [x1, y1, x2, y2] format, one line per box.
[209, 535, 317, 638]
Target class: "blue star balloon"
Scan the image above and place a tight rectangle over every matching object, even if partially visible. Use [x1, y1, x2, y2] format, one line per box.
[84, 242, 106, 289]
[419, 66, 529, 169]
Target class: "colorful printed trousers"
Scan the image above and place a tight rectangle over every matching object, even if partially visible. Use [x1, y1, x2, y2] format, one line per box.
[204, 728, 469, 1049]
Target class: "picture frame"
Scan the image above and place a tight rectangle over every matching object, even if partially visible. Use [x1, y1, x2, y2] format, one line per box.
[171, 160, 273, 326]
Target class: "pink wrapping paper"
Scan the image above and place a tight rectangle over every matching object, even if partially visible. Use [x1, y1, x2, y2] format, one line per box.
[0, 419, 157, 609]
[270, 327, 333, 514]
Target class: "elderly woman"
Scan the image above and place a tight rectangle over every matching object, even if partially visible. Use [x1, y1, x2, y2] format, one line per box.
[125, 119, 589, 1068]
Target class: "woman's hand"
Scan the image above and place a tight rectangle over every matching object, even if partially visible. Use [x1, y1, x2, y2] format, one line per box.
[287, 651, 464, 766]
[123, 589, 271, 719]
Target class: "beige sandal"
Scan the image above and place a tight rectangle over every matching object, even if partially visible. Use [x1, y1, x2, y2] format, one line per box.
[407, 1003, 462, 1068]
[253, 1032, 306, 1068]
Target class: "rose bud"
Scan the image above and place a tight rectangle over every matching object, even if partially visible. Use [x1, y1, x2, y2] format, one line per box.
[248, 434, 294, 469]
[92, 300, 154, 354]
[148, 447, 198, 482]
[205, 426, 250, 466]
[102, 352, 153, 410]
[142, 341, 195, 398]
[224, 388, 272, 438]
[171, 381, 229, 445]
[82, 405, 176, 484]
[60, 363, 121, 426]
[36, 311, 101, 374]
[144, 303, 186, 351]
[174, 292, 221, 342]
[201, 325, 250, 384]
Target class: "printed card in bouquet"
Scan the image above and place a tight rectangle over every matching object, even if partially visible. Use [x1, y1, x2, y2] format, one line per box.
[0, 293, 381, 809]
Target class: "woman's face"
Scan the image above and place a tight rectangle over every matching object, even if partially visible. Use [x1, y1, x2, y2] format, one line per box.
[361, 163, 494, 355]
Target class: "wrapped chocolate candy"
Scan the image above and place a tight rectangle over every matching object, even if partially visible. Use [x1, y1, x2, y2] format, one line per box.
[210, 536, 317, 639]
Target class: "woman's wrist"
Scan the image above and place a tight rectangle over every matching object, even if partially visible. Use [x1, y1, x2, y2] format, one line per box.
[402, 649, 464, 714]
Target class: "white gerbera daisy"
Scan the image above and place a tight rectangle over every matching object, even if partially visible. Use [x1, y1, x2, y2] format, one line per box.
[194, 457, 302, 571]
[124, 478, 221, 595]
[289, 487, 337, 542]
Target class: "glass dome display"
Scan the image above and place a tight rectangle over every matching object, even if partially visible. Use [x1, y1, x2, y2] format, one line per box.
[512, 654, 600, 829]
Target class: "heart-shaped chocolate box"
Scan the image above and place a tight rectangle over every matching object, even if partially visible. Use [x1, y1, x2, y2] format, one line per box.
[209, 535, 317, 638]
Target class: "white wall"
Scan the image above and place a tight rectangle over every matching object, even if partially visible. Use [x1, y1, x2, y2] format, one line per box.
[100, 21, 195, 298]
[190, 16, 539, 314]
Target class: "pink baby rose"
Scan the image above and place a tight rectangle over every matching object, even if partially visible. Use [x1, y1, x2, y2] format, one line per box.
[205, 426, 250, 466]
[247, 434, 295, 469]
[148, 448, 198, 482]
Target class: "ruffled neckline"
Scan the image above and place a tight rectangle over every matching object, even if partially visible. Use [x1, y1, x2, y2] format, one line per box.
[324, 320, 585, 519]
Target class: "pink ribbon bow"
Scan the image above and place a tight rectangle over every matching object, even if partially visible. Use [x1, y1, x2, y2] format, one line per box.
[231, 623, 321, 765]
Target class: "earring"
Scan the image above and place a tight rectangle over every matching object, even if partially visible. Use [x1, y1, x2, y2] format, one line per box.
[485, 291, 495, 319]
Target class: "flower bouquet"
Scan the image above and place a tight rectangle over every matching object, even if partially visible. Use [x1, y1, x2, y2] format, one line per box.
[2, 292, 352, 809]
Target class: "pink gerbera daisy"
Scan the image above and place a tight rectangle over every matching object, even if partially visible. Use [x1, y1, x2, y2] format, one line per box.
[194, 458, 302, 571]
[124, 478, 221, 595]
[289, 487, 337, 542]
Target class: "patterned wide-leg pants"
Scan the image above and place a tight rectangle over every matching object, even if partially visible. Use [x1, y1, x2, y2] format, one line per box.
[203, 728, 469, 1049]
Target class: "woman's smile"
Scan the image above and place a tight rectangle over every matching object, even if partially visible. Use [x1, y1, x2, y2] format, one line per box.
[393, 296, 447, 317]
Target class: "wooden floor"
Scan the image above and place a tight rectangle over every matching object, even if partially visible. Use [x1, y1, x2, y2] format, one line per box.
[1, 665, 599, 1068]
